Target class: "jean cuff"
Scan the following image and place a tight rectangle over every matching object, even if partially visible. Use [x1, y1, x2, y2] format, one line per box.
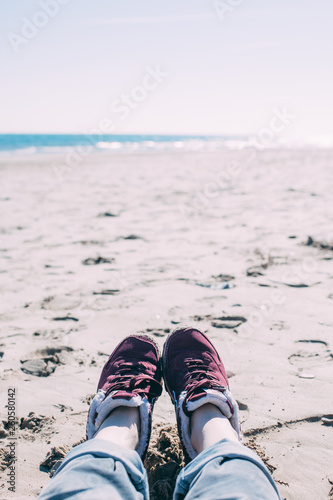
[54, 438, 147, 491]
[175, 438, 281, 499]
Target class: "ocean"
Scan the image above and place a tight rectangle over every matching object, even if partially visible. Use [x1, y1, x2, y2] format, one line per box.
[0, 134, 249, 155]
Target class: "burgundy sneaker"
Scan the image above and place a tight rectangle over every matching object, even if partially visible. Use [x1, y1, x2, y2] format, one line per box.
[86, 335, 162, 458]
[162, 327, 241, 462]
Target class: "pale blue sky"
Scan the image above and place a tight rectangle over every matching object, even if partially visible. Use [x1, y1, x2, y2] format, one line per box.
[1, 0, 332, 140]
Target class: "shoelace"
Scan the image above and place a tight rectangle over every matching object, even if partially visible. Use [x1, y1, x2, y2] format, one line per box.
[107, 361, 162, 400]
[183, 357, 226, 399]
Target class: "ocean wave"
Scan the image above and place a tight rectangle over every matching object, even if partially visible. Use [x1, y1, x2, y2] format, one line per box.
[0, 135, 332, 156]
[96, 141, 123, 149]
[0, 146, 38, 155]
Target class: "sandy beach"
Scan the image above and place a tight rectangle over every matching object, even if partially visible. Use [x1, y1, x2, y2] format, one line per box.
[0, 148, 332, 499]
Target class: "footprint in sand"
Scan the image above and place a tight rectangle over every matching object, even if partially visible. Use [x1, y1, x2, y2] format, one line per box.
[41, 295, 82, 311]
[20, 346, 74, 377]
[92, 289, 120, 296]
[246, 414, 333, 498]
[41, 294, 99, 325]
[192, 314, 247, 330]
[288, 340, 333, 378]
[211, 316, 247, 329]
[139, 328, 172, 338]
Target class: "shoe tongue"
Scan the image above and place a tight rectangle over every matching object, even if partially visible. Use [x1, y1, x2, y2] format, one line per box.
[183, 388, 207, 416]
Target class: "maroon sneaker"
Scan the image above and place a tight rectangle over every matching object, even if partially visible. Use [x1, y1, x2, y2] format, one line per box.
[86, 335, 162, 458]
[162, 327, 241, 462]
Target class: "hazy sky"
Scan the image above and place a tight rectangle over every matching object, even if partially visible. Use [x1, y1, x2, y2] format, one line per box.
[1, 0, 332, 140]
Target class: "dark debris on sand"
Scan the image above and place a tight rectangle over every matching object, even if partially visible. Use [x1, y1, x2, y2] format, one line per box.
[0, 447, 14, 471]
[97, 212, 119, 218]
[20, 413, 55, 433]
[40, 438, 85, 476]
[211, 273, 235, 282]
[116, 234, 143, 241]
[82, 256, 115, 265]
[144, 424, 185, 500]
[40, 445, 70, 476]
[305, 236, 333, 252]
[245, 437, 276, 474]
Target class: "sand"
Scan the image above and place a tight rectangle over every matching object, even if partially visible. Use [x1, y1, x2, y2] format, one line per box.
[0, 148, 332, 499]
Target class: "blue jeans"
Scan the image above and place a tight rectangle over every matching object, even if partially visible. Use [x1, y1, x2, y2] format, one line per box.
[38, 438, 281, 500]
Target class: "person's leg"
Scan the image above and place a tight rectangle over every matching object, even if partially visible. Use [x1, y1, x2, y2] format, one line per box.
[175, 402, 281, 500]
[190, 403, 239, 452]
[162, 328, 281, 500]
[95, 406, 140, 449]
[38, 406, 146, 500]
[38, 335, 162, 500]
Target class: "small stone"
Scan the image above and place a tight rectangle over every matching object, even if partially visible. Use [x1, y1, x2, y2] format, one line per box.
[321, 417, 333, 426]
[97, 212, 119, 218]
[237, 401, 248, 411]
[211, 320, 243, 329]
[21, 359, 56, 377]
[82, 256, 115, 265]
[297, 373, 315, 379]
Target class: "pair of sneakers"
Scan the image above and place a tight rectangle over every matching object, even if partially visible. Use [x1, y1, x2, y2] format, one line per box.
[87, 327, 241, 462]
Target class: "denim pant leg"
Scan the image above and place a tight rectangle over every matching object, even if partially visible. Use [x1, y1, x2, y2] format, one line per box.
[38, 439, 149, 500]
[174, 439, 281, 500]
